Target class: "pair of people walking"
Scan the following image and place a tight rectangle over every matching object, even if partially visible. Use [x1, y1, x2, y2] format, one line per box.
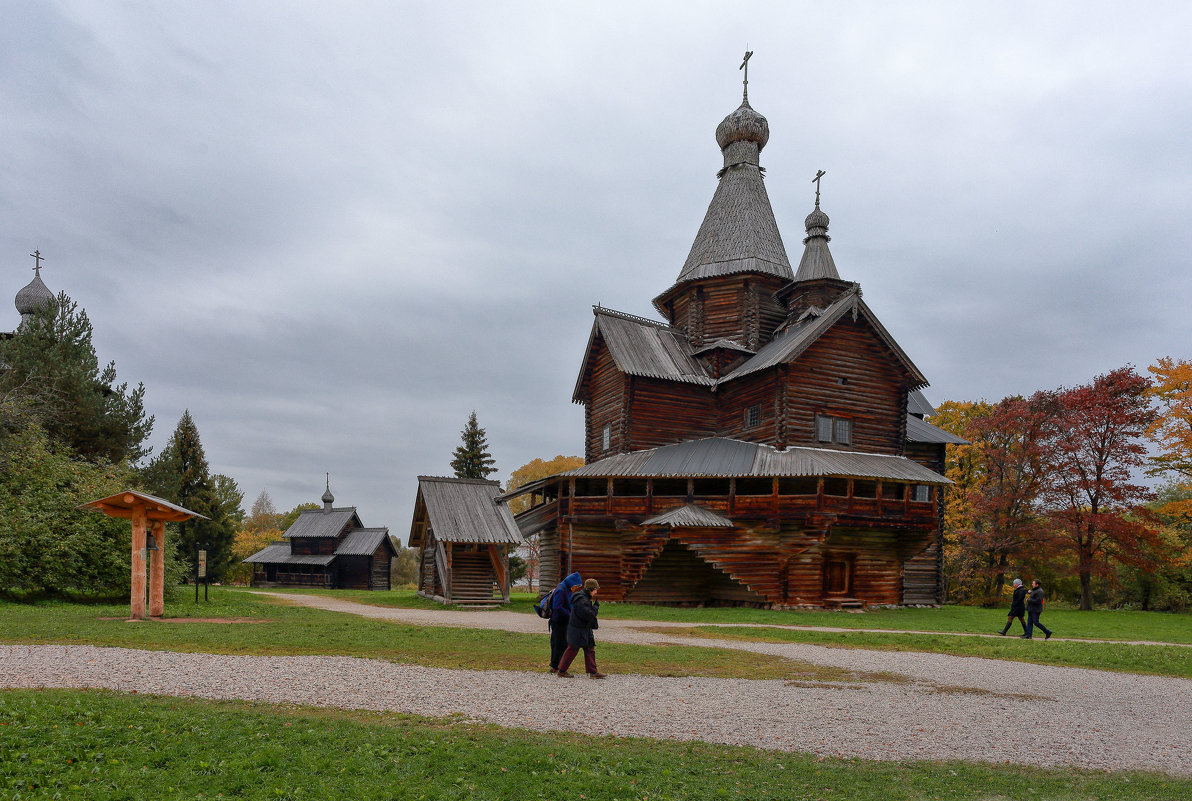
[546, 572, 606, 679]
[1000, 578, 1052, 639]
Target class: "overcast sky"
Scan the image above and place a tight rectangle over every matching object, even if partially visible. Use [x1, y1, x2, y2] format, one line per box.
[4, 2, 1190, 537]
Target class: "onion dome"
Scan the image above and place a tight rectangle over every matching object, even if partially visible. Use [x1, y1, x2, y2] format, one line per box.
[321, 473, 335, 511]
[794, 198, 840, 282]
[803, 205, 830, 244]
[715, 100, 770, 152]
[15, 256, 54, 329]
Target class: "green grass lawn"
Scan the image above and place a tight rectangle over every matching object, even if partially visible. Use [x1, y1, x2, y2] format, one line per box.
[2, 689, 1186, 801]
[0, 592, 882, 683]
[272, 587, 1192, 643]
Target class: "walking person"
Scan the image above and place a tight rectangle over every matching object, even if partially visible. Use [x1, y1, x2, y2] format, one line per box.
[548, 572, 583, 673]
[1022, 579, 1053, 640]
[556, 578, 606, 679]
[1000, 578, 1028, 636]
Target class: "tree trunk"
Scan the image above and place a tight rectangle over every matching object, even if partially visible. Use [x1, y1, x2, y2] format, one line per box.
[1079, 570, 1093, 611]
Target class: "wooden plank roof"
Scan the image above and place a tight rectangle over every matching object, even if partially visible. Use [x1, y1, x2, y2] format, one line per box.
[411, 476, 522, 545]
[283, 507, 361, 538]
[242, 542, 335, 566]
[905, 413, 968, 445]
[561, 437, 950, 484]
[337, 528, 396, 556]
[642, 503, 735, 528]
[80, 490, 208, 522]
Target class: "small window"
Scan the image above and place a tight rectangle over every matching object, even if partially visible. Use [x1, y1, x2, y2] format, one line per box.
[912, 485, 933, 503]
[823, 477, 850, 497]
[816, 414, 853, 446]
[735, 477, 773, 496]
[853, 480, 878, 498]
[601, 424, 611, 452]
[880, 482, 905, 501]
[779, 477, 819, 496]
[652, 478, 689, 496]
[745, 404, 761, 428]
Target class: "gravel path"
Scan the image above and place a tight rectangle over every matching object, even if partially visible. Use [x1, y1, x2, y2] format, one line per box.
[2, 595, 1189, 776]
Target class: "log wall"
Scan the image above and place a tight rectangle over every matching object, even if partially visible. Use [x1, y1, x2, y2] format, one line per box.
[626, 378, 716, 450]
[582, 341, 627, 461]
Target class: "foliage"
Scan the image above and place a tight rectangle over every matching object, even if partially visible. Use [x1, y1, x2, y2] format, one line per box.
[9, 691, 1185, 801]
[1040, 367, 1160, 610]
[277, 502, 320, 532]
[504, 454, 583, 589]
[0, 426, 184, 601]
[226, 490, 285, 585]
[450, 410, 497, 479]
[1147, 357, 1192, 523]
[390, 543, 419, 587]
[0, 291, 152, 463]
[142, 411, 240, 582]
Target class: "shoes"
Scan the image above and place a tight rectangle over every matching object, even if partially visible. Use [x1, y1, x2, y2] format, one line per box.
[1020, 635, 1031, 639]
[1044, 632, 1052, 640]
[549, 667, 558, 673]
[998, 631, 1006, 636]
[589, 672, 607, 679]
[557, 671, 574, 678]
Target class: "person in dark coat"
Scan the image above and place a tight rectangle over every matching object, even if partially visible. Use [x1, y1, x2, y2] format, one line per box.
[548, 572, 583, 673]
[556, 578, 605, 679]
[1022, 579, 1053, 640]
[1000, 578, 1028, 635]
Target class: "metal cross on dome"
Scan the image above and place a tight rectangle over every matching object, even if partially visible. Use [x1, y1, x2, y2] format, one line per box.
[813, 170, 826, 206]
[739, 50, 754, 102]
[29, 249, 45, 276]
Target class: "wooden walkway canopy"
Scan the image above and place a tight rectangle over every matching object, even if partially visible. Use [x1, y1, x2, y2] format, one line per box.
[81, 490, 206, 620]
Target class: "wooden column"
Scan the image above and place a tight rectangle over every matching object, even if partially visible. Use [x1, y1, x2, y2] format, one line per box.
[148, 520, 166, 618]
[130, 502, 148, 620]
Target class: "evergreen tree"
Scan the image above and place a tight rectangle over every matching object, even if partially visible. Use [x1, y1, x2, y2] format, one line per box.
[145, 411, 238, 581]
[0, 291, 152, 463]
[450, 411, 497, 479]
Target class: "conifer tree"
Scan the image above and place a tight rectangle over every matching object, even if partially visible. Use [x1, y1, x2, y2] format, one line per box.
[450, 411, 497, 479]
[0, 291, 151, 463]
[145, 410, 239, 580]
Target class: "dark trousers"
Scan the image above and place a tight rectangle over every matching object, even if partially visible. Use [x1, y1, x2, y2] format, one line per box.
[1025, 609, 1051, 638]
[1001, 614, 1026, 635]
[557, 644, 597, 674]
[549, 620, 568, 669]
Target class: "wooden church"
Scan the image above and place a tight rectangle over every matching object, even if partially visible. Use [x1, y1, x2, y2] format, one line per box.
[503, 64, 963, 608]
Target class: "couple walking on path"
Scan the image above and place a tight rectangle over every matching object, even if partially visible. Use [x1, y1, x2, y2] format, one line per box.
[1000, 578, 1053, 639]
[547, 572, 606, 679]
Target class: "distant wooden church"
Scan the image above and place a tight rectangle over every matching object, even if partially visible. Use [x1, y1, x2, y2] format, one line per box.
[504, 68, 963, 608]
[244, 480, 396, 590]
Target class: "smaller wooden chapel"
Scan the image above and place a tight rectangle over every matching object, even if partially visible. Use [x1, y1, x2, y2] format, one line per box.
[243, 478, 396, 590]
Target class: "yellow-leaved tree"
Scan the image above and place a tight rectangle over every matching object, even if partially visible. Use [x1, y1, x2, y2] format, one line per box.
[504, 455, 584, 590]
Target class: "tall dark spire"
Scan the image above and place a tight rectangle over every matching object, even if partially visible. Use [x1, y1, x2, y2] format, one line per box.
[657, 53, 791, 304]
[321, 473, 335, 511]
[793, 171, 840, 282]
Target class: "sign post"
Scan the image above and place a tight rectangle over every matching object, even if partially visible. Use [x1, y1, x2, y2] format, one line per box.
[195, 542, 210, 602]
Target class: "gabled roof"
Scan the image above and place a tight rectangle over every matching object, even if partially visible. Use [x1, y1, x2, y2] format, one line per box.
[573, 307, 713, 401]
[561, 437, 949, 484]
[722, 286, 928, 388]
[643, 503, 735, 528]
[242, 542, 336, 566]
[692, 338, 755, 356]
[338, 528, 396, 557]
[906, 414, 969, 445]
[283, 507, 362, 539]
[412, 476, 522, 545]
[81, 490, 209, 522]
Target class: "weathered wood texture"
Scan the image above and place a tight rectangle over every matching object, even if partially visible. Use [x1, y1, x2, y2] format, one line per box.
[781, 319, 907, 454]
[583, 342, 627, 461]
[625, 377, 716, 451]
[662, 275, 787, 349]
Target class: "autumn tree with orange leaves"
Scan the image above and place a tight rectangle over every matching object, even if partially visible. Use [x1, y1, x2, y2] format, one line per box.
[1039, 367, 1161, 610]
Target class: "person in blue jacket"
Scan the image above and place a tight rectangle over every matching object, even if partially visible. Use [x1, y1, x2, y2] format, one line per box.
[548, 571, 583, 673]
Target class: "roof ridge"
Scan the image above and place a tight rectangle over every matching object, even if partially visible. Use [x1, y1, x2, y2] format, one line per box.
[593, 305, 674, 330]
[417, 475, 501, 486]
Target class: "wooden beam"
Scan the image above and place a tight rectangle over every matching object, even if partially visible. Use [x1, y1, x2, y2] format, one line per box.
[129, 503, 147, 620]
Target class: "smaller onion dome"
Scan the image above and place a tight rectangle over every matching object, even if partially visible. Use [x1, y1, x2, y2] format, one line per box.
[715, 100, 770, 152]
[321, 473, 335, 510]
[803, 205, 830, 244]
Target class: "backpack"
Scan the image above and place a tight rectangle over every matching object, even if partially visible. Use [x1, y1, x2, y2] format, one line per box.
[533, 588, 557, 619]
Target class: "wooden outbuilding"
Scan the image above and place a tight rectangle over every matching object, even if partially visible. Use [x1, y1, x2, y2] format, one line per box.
[408, 476, 522, 605]
[243, 481, 396, 590]
[501, 67, 965, 608]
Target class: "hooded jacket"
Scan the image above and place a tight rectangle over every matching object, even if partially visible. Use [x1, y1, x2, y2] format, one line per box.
[1009, 585, 1027, 616]
[565, 588, 600, 649]
[549, 572, 583, 626]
